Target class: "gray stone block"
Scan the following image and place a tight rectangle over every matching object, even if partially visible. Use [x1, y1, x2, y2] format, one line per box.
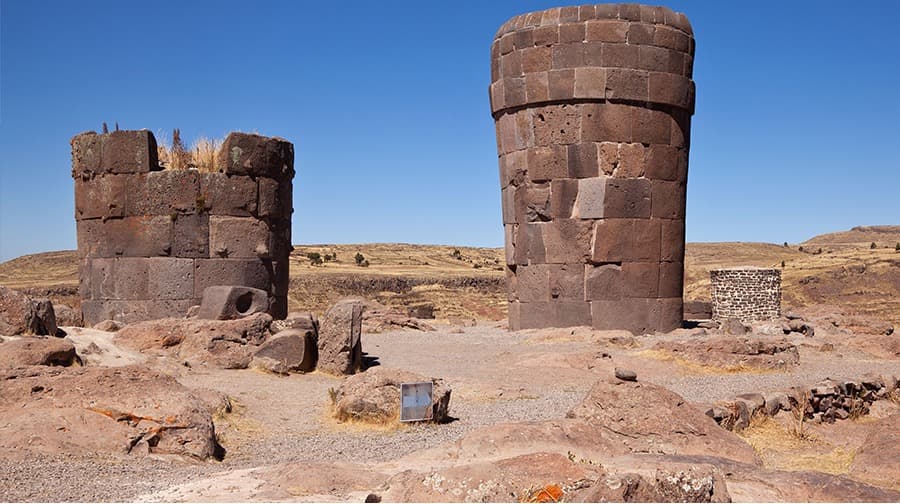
[197, 285, 269, 320]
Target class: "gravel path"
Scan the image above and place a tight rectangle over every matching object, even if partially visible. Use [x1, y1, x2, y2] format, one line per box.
[1, 323, 896, 502]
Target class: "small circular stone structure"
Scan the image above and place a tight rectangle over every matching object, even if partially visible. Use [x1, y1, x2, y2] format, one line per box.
[71, 130, 294, 325]
[489, 4, 696, 333]
[710, 267, 782, 323]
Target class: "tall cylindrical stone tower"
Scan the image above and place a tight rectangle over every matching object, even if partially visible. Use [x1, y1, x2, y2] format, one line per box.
[72, 130, 294, 326]
[490, 4, 695, 334]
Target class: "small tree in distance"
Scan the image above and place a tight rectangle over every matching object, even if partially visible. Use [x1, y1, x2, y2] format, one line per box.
[354, 252, 366, 266]
[870, 242, 877, 249]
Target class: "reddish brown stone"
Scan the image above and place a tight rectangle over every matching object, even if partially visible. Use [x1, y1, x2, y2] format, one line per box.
[626, 22, 655, 45]
[126, 170, 200, 216]
[554, 300, 592, 326]
[551, 43, 584, 70]
[508, 300, 521, 330]
[532, 25, 559, 46]
[200, 173, 258, 217]
[618, 3, 642, 22]
[585, 20, 627, 42]
[172, 212, 210, 258]
[513, 28, 534, 50]
[638, 45, 670, 72]
[543, 219, 592, 263]
[591, 218, 660, 263]
[78, 216, 172, 258]
[216, 132, 294, 180]
[567, 143, 599, 179]
[194, 258, 275, 295]
[660, 219, 686, 262]
[516, 264, 550, 302]
[515, 223, 546, 265]
[644, 144, 679, 180]
[504, 226, 516, 266]
[616, 143, 645, 178]
[582, 103, 632, 143]
[501, 51, 523, 79]
[598, 142, 618, 175]
[74, 175, 127, 220]
[605, 68, 649, 101]
[490, 81, 505, 112]
[527, 146, 568, 181]
[651, 180, 686, 219]
[573, 67, 605, 98]
[547, 69, 575, 101]
[209, 216, 271, 259]
[591, 298, 654, 334]
[504, 77, 526, 108]
[524, 72, 549, 103]
[604, 178, 651, 218]
[600, 43, 639, 69]
[532, 104, 580, 145]
[148, 257, 195, 300]
[585, 263, 622, 301]
[100, 130, 159, 174]
[632, 108, 672, 145]
[649, 72, 693, 109]
[654, 25, 690, 52]
[70, 131, 102, 178]
[550, 263, 584, 301]
[573, 177, 607, 219]
[516, 302, 555, 329]
[659, 261, 684, 298]
[622, 262, 659, 297]
[550, 179, 578, 219]
[558, 22, 585, 44]
[502, 186, 516, 225]
[257, 176, 292, 219]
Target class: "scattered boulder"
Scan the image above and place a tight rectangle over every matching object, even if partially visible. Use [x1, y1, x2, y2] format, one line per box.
[0, 286, 58, 336]
[683, 300, 713, 320]
[0, 338, 79, 368]
[270, 311, 318, 334]
[115, 313, 272, 369]
[93, 319, 123, 332]
[614, 367, 637, 382]
[654, 336, 799, 370]
[763, 392, 790, 416]
[735, 393, 765, 416]
[196, 285, 268, 320]
[406, 302, 435, 319]
[332, 367, 451, 424]
[363, 304, 436, 332]
[0, 365, 221, 459]
[318, 299, 363, 375]
[721, 317, 749, 335]
[53, 303, 83, 328]
[251, 328, 317, 374]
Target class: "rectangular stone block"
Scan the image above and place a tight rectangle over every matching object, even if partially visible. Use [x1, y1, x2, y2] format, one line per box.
[527, 146, 568, 181]
[209, 216, 271, 259]
[591, 218, 660, 263]
[505, 266, 518, 302]
[644, 144, 679, 180]
[113, 257, 151, 300]
[216, 132, 294, 181]
[74, 175, 127, 220]
[591, 298, 654, 334]
[622, 261, 659, 297]
[554, 300, 592, 326]
[522, 47, 552, 73]
[548, 69, 575, 101]
[78, 258, 92, 299]
[657, 297, 683, 332]
[194, 258, 274, 294]
[513, 28, 534, 50]
[582, 103, 632, 143]
[638, 45, 670, 72]
[508, 300, 521, 330]
[79, 216, 173, 257]
[501, 186, 516, 224]
[517, 301, 555, 329]
[505, 226, 516, 266]
[501, 51, 523, 79]
[600, 43, 639, 68]
[567, 143, 599, 179]
[267, 219, 293, 261]
[632, 108, 672, 145]
[649, 72, 693, 109]
[126, 170, 201, 216]
[598, 142, 618, 175]
[514, 184, 551, 223]
[90, 258, 116, 299]
[654, 25, 689, 52]
[574, 67, 605, 99]
[651, 180, 686, 219]
[550, 179, 578, 219]
[603, 178, 651, 218]
[550, 263, 584, 301]
[573, 177, 608, 219]
[660, 219, 685, 262]
[533, 104, 581, 146]
[604, 68, 649, 102]
[585, 20, 628, 42]
[100, 130, 158, 174]
[504, 77, 526, 108]
[585, 263, 622, 301]
[551, 42, 584, 69]
[490, 81, 505, 111]
[525, 72, 550, 103]
[148, 257, 195, 299]
[582, 42, 604, 67]
[516, 263, 550, 302]
[171, 212, 209, 258]
[558, 22, 585, 43]
[515, 223, 545, 265]
[200, 173, 258, 216]
[658, 261, 684, 298]
[71, 132, 101, 178]
[271, 260, 290, 296]
[615, 143, 645, 178]
[269, 295, 287, 320]
[543, 219, 593, 264]
[533, 25, 559, 46]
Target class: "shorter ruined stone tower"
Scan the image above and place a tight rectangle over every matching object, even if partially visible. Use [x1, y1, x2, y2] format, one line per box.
[71, 130, 294, 325]
[710, 267, 782, 323]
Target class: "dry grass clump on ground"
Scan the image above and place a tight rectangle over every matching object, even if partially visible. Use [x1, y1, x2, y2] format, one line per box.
[156, 128, 222, 172]
[738, 414, 856, 475]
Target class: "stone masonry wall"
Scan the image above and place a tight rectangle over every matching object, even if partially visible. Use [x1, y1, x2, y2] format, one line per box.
[710, 268, 782, 323]
[490, 4, 696, 334]
[71, 130, 294, 326]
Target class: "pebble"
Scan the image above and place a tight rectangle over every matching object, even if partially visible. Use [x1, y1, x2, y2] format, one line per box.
[615, 368, 637, 381]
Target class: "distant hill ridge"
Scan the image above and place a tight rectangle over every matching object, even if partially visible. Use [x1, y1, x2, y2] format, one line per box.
[804, 225, 900, 245]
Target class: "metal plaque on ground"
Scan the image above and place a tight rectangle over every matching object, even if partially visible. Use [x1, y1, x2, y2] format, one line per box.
[399, 382, 433, 422]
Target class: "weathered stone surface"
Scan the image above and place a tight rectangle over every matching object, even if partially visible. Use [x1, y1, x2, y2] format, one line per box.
[0, 365, 221, 459]
[209, 216, 271, 259]
[196, 285, 269, 321]
[270, 311, 318, 334]
[200, 173, 258, 216]
[251, 328, 317, 374]
[216, 132, 294, 180]
[0, 287, 58, 336]
[655, 336, 799, 370]
[0, 338, 78, 368]
[332, 367, 451, 424]
[193, 258, 276, 295]
[317, 299, 364, 375]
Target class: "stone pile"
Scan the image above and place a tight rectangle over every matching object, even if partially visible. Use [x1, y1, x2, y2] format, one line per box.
[708, 373, 899, 431]
[490, 4, 696, 333]
[71, 130, 294, 326]
[710, 267, 781, 323]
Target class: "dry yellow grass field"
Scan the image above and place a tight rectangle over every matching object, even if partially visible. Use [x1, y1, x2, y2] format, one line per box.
[1, 226, 897, 325]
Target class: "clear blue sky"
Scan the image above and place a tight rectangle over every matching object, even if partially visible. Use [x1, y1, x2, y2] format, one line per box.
[1, 1, 898, 262]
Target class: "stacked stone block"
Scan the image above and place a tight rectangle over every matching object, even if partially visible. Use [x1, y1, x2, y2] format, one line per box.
[490, 4, 695, 333]
[710, 267, 782, 323]
[72, 130, 294, 325]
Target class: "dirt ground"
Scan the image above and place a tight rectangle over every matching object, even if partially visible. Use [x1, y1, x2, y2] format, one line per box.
[1, 320, 898, 502]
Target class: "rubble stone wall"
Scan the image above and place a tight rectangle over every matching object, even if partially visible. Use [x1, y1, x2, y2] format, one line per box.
[490, 4, 696, 333]
[710, 268, 781, 322]
[71, 130, 294, 325]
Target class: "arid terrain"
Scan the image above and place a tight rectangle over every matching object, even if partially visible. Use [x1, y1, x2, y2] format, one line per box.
[2, 226, 898, 326]
[0, 226, 898, 502]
